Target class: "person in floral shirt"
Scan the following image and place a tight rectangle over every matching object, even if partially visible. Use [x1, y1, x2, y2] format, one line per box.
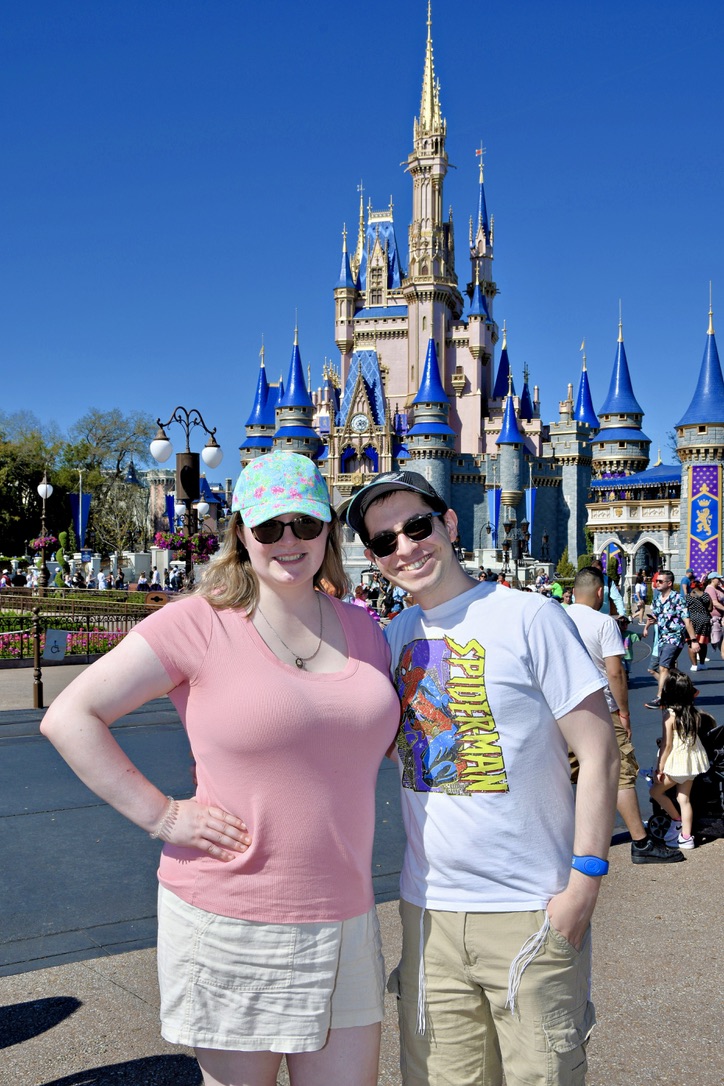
[643, 570, 696, 708]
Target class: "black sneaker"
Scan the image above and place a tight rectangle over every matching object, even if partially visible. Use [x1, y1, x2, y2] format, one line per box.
[631, 838, 685, 864]
[644, 697, 661, 709]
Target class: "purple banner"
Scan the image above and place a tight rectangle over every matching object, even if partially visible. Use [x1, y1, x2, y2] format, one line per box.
[688, 464, 721, 580]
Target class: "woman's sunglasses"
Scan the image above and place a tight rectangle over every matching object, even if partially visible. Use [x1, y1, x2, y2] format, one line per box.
[367, 511, 442, 558]
[250, 516, 325, 545]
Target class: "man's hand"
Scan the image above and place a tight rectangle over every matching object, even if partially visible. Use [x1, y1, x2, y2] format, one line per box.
[546, 872, 600, 950]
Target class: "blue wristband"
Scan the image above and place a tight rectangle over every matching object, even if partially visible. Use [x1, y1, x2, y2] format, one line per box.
[571, 854, 609, 877]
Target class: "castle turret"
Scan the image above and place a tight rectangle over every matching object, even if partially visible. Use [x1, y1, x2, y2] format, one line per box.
[334, 226, 357, 361]
[273, 330, 320, 457]
[591, 319, 650, 477]
[676, 303, 724, 580]
[240, 344, 276, 466]
[407, 337, 455, 504]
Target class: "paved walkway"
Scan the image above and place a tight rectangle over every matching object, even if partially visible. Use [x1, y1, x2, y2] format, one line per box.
[1, 645, 722, 1084]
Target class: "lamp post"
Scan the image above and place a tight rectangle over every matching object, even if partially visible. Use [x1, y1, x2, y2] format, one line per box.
[36, 473, 54, 594]
[150, 407, 223, 579]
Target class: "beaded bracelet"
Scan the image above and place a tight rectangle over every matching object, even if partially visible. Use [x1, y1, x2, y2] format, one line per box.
[149, 796, 180, 840]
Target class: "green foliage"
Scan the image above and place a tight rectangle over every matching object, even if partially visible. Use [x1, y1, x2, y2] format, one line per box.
[54, 531, 69, 586]
[607, 555, 619, 584]
[577, 553, 595, 571]
[555, 547, 576, 581]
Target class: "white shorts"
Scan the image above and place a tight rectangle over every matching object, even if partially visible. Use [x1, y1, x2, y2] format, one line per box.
[157, 885, 385, 1052]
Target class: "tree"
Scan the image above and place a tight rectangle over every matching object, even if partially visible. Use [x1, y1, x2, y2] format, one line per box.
[65, 408, 156, 480]
[92, 476, 150, 560]
[0, 412, 64, 556]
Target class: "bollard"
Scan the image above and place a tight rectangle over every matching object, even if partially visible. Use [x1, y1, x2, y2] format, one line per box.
[32, 607, 43, 709]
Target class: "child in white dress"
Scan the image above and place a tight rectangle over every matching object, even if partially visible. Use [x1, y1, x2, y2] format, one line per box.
[650, 669, 711, 849]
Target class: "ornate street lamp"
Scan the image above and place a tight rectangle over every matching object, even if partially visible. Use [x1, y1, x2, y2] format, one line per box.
[150, 407, 223, 578]
[36, 473, 54, 593]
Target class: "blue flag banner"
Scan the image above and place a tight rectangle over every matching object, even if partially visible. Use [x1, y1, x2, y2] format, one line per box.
[525, 486, 537, 541]
[68, 493, 92, 548]
[165, 494, 176, 529]
[487, 488, 501, 548]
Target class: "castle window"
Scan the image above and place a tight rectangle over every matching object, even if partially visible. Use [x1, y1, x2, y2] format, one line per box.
[699, 426, 707, 433]
[618, 443, 625, 449]
[422, 316, 427, 331]
[370, 290, 382, 305]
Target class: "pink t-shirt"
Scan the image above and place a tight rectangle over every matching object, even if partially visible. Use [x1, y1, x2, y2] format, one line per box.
[135, 594, 399, 923]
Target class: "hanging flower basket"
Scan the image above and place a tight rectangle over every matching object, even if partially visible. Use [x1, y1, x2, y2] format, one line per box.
[30, 535, 58, 551]
[153, 531, 220, 563]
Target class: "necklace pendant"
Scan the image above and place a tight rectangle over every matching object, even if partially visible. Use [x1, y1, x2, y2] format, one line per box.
[295, 658, 305, 669]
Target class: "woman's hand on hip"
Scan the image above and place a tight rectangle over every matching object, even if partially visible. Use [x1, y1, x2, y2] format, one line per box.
[166, 799, 252, 861]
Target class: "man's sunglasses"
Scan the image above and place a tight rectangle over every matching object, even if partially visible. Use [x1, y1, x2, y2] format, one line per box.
[367, 511, 442, 558]
[250, 516, 325, 544]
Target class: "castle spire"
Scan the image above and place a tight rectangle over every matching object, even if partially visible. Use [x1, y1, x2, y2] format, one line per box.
[413, 337, 449, 404]
[492, 322, 514, 399]
[496, 373, 524, 445]
[337, 224, 355, 288]
[676, 301, 724, 427]
[598, 320, 644, 416]
[418, 0, 442, 135]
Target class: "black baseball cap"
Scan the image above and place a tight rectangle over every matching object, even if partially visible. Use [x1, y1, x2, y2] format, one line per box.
[344, 471, 448, 539]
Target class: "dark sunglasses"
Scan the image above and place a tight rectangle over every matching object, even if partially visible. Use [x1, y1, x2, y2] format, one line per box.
[250, 516, 325, 544]
[367, 511, 442, 558]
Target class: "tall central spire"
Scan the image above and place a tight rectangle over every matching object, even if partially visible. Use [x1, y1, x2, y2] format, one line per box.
[417, 0, 443, 136]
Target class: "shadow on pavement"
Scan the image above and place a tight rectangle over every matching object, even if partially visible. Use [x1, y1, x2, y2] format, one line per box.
[43, 1054, 202, 1085]
[0, 996, 81, 1048]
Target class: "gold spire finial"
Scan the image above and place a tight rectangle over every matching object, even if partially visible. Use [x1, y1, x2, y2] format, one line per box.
[307, 363, 311, 392]
[507, 370, 513, 397]
[418, 0, 442, 133]
[709, 280, 715, 334]
[294, 312, 299, 347]
[655, 447, 662, 466]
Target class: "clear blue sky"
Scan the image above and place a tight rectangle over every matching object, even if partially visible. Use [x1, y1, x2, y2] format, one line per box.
[3, 0, 723, 481]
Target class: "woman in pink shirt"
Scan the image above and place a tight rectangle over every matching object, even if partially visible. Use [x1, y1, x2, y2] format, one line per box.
[41, 452, 400, 1086]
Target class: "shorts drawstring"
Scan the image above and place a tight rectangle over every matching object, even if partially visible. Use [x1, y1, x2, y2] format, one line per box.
[506, 914, 549, 1017]
[416, 907, 427, 1035]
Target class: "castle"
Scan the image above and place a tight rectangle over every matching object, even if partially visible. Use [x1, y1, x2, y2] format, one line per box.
[230, 4, 724, 597]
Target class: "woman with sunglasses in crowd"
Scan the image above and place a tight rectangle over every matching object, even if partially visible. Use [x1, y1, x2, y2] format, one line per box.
[41, 451, 400, 1086]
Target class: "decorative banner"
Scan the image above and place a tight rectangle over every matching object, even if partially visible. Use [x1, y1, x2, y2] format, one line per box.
[688, 464, 721, 580]
[525, 486, 537, 543]
[165, 494, 176, 528]
[43, 629, 68, 660]
[68, 493, 92, 548]
[487, 488, 501, 548]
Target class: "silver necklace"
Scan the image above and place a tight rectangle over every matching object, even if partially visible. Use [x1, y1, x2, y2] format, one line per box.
[256, 592, 324, 669]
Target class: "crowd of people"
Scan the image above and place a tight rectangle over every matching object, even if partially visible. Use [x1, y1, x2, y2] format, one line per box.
[37, 456, 720, 1086]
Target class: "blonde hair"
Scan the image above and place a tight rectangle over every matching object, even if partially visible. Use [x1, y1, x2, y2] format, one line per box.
[194, 511, 349, 612]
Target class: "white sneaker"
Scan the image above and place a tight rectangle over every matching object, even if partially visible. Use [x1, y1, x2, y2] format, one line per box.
[677, 833, 695, 850]
[690, 664, 698, 672]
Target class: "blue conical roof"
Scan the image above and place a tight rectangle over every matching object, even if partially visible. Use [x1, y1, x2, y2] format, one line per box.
[336, 233, 355, 289]
[598, 332, 643, 415]
[245, 357, 271, 427]
[574, 366, 599, 429]
[413, 338, 448, 404]
[519, 379, 533, 423]
[279, 335, 313, 408]
[467, 273, 490, 319]
[676, 321, 724, 427]
[496, 390, 523, 445]
[492, 341, 513, 399]
[477, 162, 489, 237]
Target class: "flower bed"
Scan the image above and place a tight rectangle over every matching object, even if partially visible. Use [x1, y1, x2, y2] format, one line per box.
[0, 627, 127, 660]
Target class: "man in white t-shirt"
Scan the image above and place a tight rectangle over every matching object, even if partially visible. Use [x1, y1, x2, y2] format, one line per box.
[567, 567, 683, 865]
[345, 471, 620, 1086]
